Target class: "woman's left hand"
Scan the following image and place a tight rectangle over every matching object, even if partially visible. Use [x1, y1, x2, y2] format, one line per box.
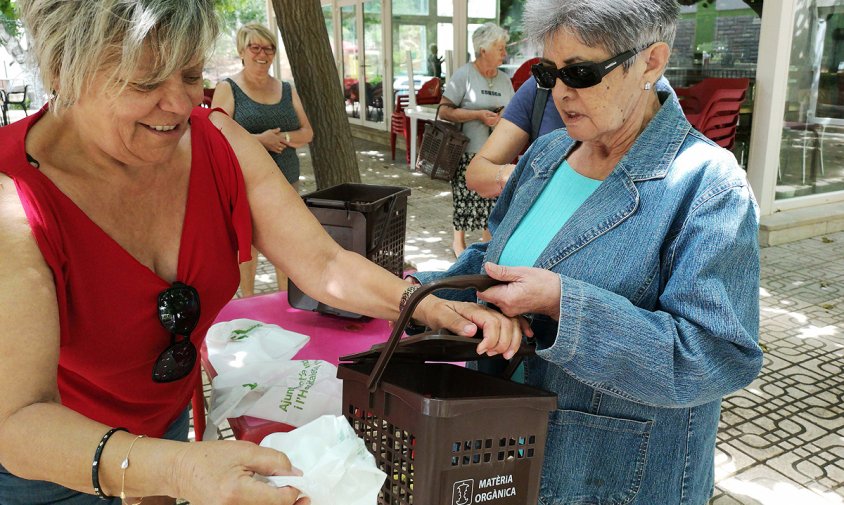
[416, 297, 533, 360]
[478, 262, 562, 320]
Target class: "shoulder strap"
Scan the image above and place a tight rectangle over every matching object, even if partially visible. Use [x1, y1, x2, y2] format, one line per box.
[530, 87, 550, 142]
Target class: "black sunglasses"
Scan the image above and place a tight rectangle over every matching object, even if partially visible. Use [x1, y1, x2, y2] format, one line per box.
[153, 282, 200, 383]
[531, 44, 653, 90]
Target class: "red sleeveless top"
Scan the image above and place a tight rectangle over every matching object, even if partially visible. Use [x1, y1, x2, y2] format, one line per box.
[1, 107, 252, 437]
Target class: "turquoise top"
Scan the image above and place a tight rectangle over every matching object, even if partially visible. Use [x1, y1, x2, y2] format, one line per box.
[499, 160, 602, 267]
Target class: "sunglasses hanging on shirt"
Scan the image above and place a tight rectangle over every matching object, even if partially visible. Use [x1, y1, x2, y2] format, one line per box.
[153, 282, 200, 383]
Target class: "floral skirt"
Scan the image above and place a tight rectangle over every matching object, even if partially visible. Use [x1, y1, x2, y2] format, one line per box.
[451, 152, 496, 231]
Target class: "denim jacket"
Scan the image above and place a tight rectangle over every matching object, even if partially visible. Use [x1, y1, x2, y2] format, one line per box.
[414, 87, 763, 505]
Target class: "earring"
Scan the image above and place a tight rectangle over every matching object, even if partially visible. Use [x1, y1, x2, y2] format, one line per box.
[644, 82, 652, 91]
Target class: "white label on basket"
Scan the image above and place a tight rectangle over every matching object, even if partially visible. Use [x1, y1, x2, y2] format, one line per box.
[452, 479, 474, 505]
[474, 474, 516, 502]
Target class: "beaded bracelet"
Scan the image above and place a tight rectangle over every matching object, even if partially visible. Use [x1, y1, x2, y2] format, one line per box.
[92, 427, 127, 500]
[398, 285, 419, 314]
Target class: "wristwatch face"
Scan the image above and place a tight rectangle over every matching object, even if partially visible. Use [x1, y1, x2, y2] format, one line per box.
[284, 133, 291, 143]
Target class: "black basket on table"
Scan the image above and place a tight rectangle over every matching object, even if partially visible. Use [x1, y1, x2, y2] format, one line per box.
[288, 183, 411, 319]
[338, 275, 557, 504]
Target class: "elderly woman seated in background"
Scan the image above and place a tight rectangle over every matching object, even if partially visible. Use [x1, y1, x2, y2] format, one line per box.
[411, 0, 763, 503]
[0, 1, 524, 504]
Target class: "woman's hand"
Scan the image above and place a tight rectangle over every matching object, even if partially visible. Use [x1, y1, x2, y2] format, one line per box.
[478, 262, 562, 320]
[173, 440, 309, 505]
[256, 128, 288, 154]
[415, 296, 533, 360]
[477, 110, 501, 127]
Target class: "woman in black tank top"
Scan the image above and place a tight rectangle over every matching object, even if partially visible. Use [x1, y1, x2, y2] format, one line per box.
[212, 23, 314, 297]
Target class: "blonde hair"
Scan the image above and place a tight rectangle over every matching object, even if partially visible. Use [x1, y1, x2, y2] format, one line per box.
[236, 23, 278, 55]
[19, 0, 219, 112]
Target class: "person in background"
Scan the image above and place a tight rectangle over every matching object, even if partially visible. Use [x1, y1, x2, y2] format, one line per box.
[412, 0, 763, 503]
[466, 74, 564, 198]
[0, 1, 526, 504]
[212, 23, 313, 296]
[427, 43, 444, 81]
[437, 22, 514, 257]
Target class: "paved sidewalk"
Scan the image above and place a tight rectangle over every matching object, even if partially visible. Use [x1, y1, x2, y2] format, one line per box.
[232, 139, 844, 504]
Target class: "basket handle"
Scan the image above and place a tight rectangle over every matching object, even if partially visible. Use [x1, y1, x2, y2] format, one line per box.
[366, 274, 503, 392]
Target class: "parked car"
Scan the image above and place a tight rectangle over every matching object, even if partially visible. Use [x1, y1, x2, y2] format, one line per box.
[393, 75, 432, 95]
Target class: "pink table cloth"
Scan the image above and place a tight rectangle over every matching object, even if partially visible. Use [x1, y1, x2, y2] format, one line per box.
[201, 291, 393, 442]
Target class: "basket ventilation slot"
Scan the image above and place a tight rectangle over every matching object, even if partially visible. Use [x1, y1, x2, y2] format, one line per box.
[348, 405, 416, 504]
[450, 435, 538, 467]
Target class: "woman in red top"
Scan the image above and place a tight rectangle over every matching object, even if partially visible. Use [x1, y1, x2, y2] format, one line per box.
[0, 1, 527, 504]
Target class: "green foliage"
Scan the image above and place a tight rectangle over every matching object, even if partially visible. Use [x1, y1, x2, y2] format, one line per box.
[677, 0, 763, 17]
[0, 0, 15, 19]
[0, 0, 18, 37]
[214, 0, 267, 32]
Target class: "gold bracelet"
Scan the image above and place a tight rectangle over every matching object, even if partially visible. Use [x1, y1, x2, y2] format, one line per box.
[120, 434, 146, 505]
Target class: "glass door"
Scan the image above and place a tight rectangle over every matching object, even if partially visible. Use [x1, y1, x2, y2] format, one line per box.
[338, 0, 386, 127]
[362, 0, 385, 125]
[340, 2, 361, 121]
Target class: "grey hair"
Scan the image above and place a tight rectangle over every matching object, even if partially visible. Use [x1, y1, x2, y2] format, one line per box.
[19, 0, 219, 112]
[523, 0, 678, 70]
[472, 22, 509, 58]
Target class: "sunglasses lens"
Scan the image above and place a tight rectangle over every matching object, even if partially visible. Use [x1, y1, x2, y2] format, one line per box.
[152, 339, 197, 383]
[158, 284, 200, 335]
[530, 64, 557, 89]
[561, 64, 601, 89]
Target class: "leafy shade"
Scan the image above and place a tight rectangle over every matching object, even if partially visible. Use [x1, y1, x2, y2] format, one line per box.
[0, 0, 18, 37]
[214, 0, 266, 31]
[677, 0, 763, 17]
[0, 0, 14, 19]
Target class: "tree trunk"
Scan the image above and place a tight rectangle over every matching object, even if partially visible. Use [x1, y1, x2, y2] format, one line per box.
[271, 0, 360, 189]
[0, 22, 25, 65]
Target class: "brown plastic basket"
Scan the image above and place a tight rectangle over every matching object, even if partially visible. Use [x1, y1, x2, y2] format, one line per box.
[415, 105, 469, 181]
[288, 183, 410, 318]
[338, 275, 557, 504]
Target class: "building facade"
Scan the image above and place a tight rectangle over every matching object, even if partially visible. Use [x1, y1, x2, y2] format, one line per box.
[274, 0, 844, 245]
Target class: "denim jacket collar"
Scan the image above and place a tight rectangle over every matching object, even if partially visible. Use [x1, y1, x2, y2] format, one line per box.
[527, 88, 691, 182]
[488, 88, 693, 270]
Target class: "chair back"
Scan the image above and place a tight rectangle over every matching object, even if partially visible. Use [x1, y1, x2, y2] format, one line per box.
[202, 88, 215, 108]
[4, 84, 28, 104]
[394, 93, 410, 114]
[674, 78, 748, 121]
[511, 58, 541, 91]
[416, 77, 442, 105]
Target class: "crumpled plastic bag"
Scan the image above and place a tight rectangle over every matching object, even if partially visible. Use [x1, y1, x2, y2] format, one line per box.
[260, 415, 387, 505]
[205, 318, 309, 376]
[203, 360, 342, 441]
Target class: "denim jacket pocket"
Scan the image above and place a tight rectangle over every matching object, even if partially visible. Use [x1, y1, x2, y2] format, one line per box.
[539, 410, 652, 505]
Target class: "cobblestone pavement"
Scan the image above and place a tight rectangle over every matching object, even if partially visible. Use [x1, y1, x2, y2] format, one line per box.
[206, 139, 844, 505]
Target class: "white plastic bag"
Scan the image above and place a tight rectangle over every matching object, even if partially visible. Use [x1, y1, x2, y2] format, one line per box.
[205, 318, 309, 375]
[260, 415, 386, 505]
[204, 360, 343, 441]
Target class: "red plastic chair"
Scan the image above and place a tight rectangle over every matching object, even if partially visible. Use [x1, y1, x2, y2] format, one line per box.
[674, 78, 749, 130]
[201, 88, 215, 108]
[511, 58, 541, 91]
[416, 77, 442, 105]
[390, 78, 442, 163]
[390, 94, 411, 163]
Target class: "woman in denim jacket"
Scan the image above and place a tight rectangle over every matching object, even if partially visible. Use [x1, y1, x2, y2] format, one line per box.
[411, 0, 763, 503]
